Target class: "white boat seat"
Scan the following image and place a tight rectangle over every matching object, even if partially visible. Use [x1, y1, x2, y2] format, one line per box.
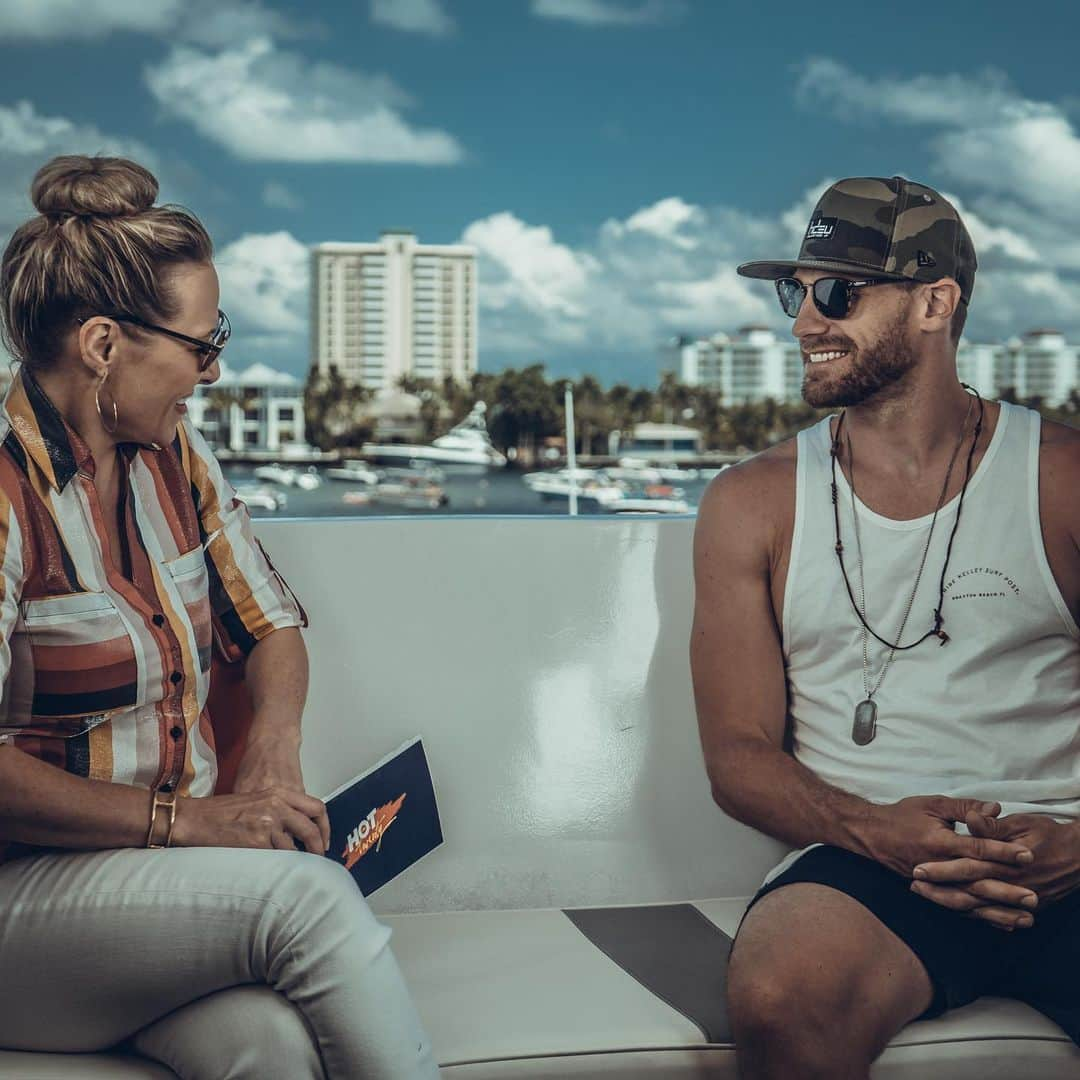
[2, 895, 1076, 1077]
[385, 897, 1080, 1079]
[4, 519, 1078, 1076]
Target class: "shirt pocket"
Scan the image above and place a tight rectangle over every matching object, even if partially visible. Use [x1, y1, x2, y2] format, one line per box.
[163, 545, 212, 674]
[13, 591, 139, 736]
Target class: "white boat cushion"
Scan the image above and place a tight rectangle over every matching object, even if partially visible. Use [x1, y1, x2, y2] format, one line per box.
[2, 896, 1078, 1077]
[386, 897, 1080, 1079]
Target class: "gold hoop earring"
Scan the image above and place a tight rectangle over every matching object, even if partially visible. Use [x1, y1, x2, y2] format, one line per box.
[95, 373, 119, 435]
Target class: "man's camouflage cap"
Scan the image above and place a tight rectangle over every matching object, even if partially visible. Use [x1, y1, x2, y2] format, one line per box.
[737, 176, 977, 304]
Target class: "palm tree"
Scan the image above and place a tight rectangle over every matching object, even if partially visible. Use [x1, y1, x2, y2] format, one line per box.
[571, 375, 606, 456]
[303, 367, 372, 450]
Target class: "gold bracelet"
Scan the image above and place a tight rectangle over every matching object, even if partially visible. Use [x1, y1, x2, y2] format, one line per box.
[146, 789, 177, 849]
[164, 793, 179, 847]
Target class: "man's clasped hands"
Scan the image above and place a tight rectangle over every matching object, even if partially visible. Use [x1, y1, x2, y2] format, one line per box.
[865, 796, 1080, 931]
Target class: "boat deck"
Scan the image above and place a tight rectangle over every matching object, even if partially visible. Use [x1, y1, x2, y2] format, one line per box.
[5, 517, 1077, 1076]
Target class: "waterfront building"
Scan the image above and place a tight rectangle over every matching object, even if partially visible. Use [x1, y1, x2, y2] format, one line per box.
[614, 422, 704, 462]
[311, 231, 478, 393]
[992, 330, 1079, 405]
[677, 327, 1079, 406]
[188, 359, 305, 452]
[678, 327, 801, 404]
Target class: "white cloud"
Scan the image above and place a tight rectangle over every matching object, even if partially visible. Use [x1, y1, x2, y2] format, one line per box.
[0, 0, 312, 43]
[144, 38, 464, 165]
[178, 1, 318, 46]
[215, 230, 309, 336]
[795, 58, 1080, 223]
[935, 110, 1080, 218]
[370, 0, 454, 35]
[945, 198, 1038, 264]
[459, 160, 1080, 365]
[0, 100, 160, 231]
[796, 58, 1018, 128]
[460, 195, 800, 357]
[656, 267, 772, 328]
[606, 196, 705, 250]
[261, 181, 303, 211]
[0, 0, 182, 38]
[464, 212, 596, 324]
[791, 58, 1080, 338]
[965, 270, 1076, 339]
[531, 0, 686, 25]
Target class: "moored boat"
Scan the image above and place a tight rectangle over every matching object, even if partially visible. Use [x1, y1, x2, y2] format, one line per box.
[326, 460, 380, 485]
[362, 402, 507, 469]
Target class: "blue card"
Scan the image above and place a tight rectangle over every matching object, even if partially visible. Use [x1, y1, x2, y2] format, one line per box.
[323, 737, 443, 896]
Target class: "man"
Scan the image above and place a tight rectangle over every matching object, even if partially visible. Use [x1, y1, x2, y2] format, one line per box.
[691, 176, 1080, 1079]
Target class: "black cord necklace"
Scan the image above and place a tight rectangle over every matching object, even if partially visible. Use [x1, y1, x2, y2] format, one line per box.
[829, 384, 985, 744]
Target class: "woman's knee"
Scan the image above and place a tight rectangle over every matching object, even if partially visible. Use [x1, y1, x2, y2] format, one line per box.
[131, 985, 324, 1080]
[207, 847, 364, 925]
[258, 853, 392, 973]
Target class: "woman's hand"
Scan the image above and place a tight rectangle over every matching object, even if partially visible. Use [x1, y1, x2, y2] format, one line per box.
[172, 786, 330, 853]
[908, 810, 1080, 929]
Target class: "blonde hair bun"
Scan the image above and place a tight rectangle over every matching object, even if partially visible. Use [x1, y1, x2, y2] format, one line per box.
[31, 155, 158, 220]
[3, 153, 211, 368]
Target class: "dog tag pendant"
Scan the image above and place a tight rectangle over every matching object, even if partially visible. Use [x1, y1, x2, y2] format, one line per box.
[853, 699, 877, 745]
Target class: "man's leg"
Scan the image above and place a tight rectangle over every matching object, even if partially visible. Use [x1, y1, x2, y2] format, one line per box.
[996, 887, 1080, 1047]
[728, 882, 935, 1080]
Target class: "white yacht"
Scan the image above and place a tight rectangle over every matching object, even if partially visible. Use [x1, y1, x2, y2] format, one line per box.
[362, 403, 508, 469]
[325, 460, 380, 485]
[522, 467, 627, 507]
[232, 484, 287, 512]
[608, 457, 700, 483]
[252, 464, 323, 491]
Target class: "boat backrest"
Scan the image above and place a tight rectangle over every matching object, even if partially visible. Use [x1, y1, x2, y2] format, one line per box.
[254, 517, 792, 914]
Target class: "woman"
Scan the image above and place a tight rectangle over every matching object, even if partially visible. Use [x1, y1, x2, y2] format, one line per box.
[0, 155, 438, 1079]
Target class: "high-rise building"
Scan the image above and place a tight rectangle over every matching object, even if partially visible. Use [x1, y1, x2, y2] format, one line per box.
[311, 231, 477, 392]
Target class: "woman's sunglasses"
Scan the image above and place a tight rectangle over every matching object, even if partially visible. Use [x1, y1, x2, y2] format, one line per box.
[78, 310, 231, 373]
[775, 277, 895, 320]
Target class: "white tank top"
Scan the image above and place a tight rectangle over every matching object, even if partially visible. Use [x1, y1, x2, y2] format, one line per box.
[761, 401, 1080, 887]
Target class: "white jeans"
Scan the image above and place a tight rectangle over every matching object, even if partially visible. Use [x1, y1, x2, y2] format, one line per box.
[0, 846, 439, 1079]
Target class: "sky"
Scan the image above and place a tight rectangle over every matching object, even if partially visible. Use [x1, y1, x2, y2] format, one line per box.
[0, 0, 1078, 387]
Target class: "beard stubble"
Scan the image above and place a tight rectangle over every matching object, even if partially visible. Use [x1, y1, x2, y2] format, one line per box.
[802, 307, 918, 409]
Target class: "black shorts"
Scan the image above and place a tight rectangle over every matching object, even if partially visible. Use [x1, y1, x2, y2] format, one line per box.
[734, 844, 1080, 1045]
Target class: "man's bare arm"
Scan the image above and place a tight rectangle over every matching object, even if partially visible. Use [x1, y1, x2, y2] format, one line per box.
[691, 458, 881, 858]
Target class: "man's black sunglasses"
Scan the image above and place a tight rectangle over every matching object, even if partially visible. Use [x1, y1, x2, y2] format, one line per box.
[78, 310, 231, 372]
[775, 277, 897, 320]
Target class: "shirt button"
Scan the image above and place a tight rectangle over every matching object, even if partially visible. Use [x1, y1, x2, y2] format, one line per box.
[170, 726, 184, 740]
[169, 671, 182, 685]
[152, 614, 165, 627]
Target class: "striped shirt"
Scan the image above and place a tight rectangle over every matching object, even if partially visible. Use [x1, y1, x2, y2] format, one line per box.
[0, 365, 307, 807]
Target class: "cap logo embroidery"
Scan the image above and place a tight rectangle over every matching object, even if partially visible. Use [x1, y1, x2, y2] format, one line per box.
[917, 250, 937, 267]
[806, 217, 837, 240]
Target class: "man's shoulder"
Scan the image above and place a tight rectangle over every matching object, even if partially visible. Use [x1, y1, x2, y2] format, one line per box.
[1029, 415, 1080, 552]
[1037, 416, 1080, 491]
[1039, 415, 1080, 451]
[704, 432, 799, 500]
[695, 432, 802, 554]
